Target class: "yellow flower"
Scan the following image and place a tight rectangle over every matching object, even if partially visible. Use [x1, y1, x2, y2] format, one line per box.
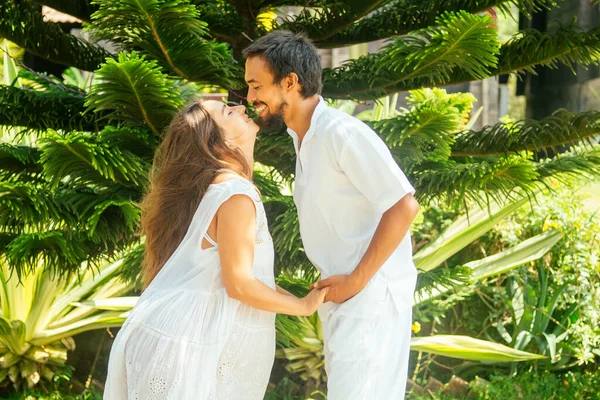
[412, 321, 421, 334]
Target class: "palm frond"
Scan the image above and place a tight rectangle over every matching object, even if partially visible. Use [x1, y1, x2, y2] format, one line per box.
[452, 110, 600, 157]
[421, 24, 600, 89]
[64, 191, 141, 240]
[89, 0, 241, 87]
[117, 242, 145, 286]
[322, 11, 499, 100]
[0, 0, 113, 71]
[372, 89, 476, 166]
[85, 51, 184, 135]
[5, 231, 96, 279]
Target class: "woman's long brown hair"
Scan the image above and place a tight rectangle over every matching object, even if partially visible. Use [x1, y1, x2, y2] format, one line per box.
[140, 101, 251, 288]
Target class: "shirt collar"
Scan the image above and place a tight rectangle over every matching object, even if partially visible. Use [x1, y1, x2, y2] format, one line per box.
[287, 96, 327, 147]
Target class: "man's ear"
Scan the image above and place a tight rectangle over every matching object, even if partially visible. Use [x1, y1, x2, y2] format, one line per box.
[284, 73, 299, 92]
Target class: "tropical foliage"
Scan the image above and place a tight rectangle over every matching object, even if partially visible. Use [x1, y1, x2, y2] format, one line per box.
[1, 0, 599, 395]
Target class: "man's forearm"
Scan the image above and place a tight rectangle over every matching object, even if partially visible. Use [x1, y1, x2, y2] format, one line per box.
[350, 194, 420, 287]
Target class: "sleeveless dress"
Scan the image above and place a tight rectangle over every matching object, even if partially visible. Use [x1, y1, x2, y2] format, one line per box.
[103, 176, 276, 399]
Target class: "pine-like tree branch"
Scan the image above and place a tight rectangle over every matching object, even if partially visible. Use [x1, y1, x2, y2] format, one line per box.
[410, 156, 541, 206]
[33, 0, 98, 22]
[39, 131, 150, 189]
[0, 144, 42, 180]
[85, 52, 184, 136]
[0, 86, 104, 132]
[322, 11, 499, 100]
[89, 0, 242, 87]
[193, 1, 243, 41]
[313, 0, 557, 48]
[277, 0, 387, 42]
[0, 0, 113, 71]
[536, 145, 600, 180]
[323, 24, 600, 99]
[452, 110, 600, 157]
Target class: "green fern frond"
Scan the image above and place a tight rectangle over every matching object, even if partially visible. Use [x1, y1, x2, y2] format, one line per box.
[118, 242, 145, 286]
[433, 24, 600, 87]
[89, 0, 241, 87]
[85, 51, 184, 135]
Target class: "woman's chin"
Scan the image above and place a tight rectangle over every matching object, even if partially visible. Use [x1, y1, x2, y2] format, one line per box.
[249, 121, 260, 135]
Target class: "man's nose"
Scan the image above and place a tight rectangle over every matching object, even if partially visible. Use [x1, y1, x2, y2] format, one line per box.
[246, 87, 257, 103]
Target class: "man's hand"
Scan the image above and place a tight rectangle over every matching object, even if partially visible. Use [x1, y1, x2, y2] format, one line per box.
[310, 274, 366, 303]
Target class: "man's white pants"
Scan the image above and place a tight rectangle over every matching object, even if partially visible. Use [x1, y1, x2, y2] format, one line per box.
[322, 291, 412, 400]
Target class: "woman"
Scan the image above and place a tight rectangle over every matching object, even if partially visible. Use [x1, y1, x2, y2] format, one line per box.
[104, 100, 327, 399]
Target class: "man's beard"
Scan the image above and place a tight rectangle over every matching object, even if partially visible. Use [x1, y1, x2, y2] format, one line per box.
[257, 102, 287, 133]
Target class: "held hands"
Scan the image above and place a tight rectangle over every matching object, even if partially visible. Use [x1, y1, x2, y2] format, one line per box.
[310, 274, 365, 303]
[301, 287, 328, 316]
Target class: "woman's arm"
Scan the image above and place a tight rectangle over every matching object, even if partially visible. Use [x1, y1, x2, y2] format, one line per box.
[217, 194, 325, 316]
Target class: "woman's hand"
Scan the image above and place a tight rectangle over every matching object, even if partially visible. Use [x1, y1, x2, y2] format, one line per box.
[301, 288, 328, 316]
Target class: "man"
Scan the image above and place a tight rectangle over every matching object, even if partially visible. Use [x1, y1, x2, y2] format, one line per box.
[243, 31, 420, 399]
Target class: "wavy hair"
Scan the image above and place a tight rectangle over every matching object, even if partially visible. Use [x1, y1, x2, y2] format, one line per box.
[140, 101, 251, 288]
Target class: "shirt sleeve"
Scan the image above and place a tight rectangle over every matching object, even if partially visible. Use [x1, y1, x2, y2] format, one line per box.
[339, 127, 415, 214]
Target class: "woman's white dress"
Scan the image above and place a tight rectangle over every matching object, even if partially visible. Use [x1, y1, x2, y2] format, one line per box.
[103, 177, 276, 399]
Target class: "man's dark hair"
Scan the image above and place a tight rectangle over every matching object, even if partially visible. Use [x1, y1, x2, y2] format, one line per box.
[243, 30, 322, 98]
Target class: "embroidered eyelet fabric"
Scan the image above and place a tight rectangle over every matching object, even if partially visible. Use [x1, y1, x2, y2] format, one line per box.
[104, 177, 276, 399]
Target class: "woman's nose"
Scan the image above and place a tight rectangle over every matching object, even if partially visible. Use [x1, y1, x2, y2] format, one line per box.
[230, 104, 246, 114]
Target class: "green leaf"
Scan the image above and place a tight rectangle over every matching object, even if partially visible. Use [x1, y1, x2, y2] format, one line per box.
[415, 230, 564, 303]
[411, 335, 545, 361]
[413, 196, 529, 272]
[467, 230, 564, 281]
[71, 296, 139, 311]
